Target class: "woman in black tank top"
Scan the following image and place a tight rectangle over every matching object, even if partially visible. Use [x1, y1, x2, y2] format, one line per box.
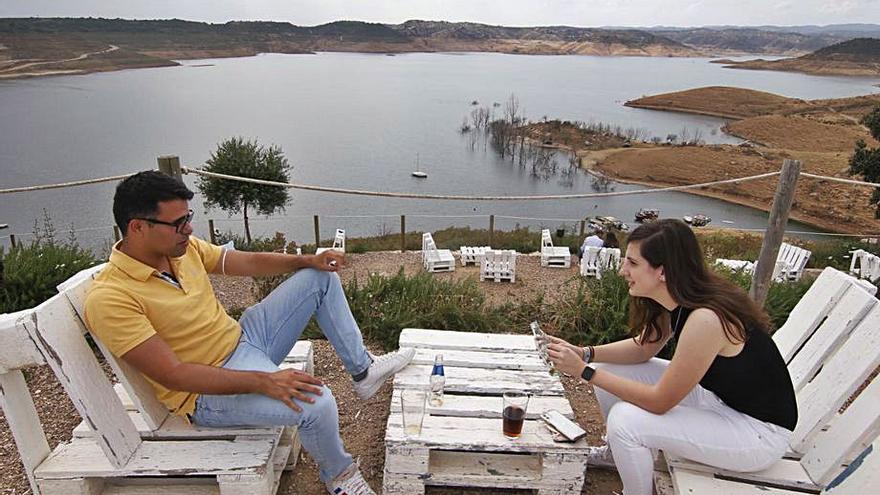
[547, 219, 797, 495]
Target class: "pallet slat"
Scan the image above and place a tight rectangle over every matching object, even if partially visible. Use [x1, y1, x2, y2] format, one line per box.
[399, 329, 536, 353]
[394, 364, 564, 395]
[36, 436, 278, 479]
[390, 389, 573, 419]
[410, 347, 547, 371]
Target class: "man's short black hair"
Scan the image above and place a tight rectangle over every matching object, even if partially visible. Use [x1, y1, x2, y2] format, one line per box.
[114, 171, 194, 236]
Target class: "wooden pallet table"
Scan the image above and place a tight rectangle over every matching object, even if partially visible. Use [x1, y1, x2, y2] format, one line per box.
[384, 329, 590, 494]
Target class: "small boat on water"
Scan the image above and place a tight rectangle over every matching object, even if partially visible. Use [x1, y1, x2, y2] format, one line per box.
[411, 153, 428, 179]
[635, 208, 659, 223]
[0, 223, 7, 229]
[683, 214, 712, 227]
[590, 216, 629, 232]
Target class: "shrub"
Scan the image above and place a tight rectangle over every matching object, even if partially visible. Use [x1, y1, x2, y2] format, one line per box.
[544, 272, 631, 347]
[215, 230, 287, 253]
[0, 217, 99, 313]
[345, 269, 506, 350]
[713, 266, 814, 331]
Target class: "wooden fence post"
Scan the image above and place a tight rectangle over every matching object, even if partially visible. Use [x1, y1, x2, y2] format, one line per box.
[113, 226, 121, 242]
[489, 215, 495, 246]
[157, 155, 183, 181]
[313, 215, 320, 248]
[9, 234, 16, 248]
[750, 159, 802, 305]
[400, 215, 406, 252]
[208, 219, 216, 244]
[579, 219, 586, 239]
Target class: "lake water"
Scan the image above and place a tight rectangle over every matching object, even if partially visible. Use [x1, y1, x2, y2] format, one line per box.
[1, 52, 878, 250]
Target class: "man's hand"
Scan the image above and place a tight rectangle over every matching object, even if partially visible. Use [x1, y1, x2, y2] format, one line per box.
[312, 250, 345, 272]
[259, 369, 325, 412]
[548, 342, 587, 378]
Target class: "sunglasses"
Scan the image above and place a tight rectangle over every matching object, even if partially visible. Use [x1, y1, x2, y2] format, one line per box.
[135, 209, 194, 234]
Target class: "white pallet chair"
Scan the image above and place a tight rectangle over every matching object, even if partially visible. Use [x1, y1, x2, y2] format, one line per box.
[480, 249, 517, 283]
[714, 258, 755, 272]
[0, 266, 307, 495]
[850, 249, 880, 282]
[666, 340, 880, 494]
[459, 245, 491, 266]
[656, 268, 876, 490]
[663, 427, 880, 495]
[782, 244, 811, 281]
[664, 291, 880, 494]
[422, 233, 455, 273]
[421, 233, 432, 269]
[316, 228, 345, 255]
[849, 249, 870, 279]
[714, 242, 807, 282]
[540, 229, 572, 268]
[599, 247, 621, 273]
[580, 246, 602, 278]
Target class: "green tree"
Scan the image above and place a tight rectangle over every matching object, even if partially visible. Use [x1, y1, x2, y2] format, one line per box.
[861, 104, 880, 141]
[848, 139, 880, 219]
[198, 137, 291, 243]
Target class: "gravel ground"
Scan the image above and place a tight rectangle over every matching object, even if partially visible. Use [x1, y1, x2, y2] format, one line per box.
[0, 251, 622, 494]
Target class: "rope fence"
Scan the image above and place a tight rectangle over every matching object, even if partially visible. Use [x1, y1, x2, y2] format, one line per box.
[2, 161, 880, 249]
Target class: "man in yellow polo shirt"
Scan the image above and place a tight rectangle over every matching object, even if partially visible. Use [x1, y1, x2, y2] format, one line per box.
[85, 171, 413, 495]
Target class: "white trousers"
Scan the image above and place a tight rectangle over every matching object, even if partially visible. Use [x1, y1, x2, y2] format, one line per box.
[593, 358, 791, 495]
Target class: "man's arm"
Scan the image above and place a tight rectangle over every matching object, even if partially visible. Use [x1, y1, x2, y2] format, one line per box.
[122, 334, 323, 412]
[212, 249, 344, 277]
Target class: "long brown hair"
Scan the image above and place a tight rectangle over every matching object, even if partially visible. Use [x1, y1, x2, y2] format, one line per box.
[627, 219, 770, 344]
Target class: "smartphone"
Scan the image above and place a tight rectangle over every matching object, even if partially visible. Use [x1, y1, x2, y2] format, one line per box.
[541, 409, 587, 442]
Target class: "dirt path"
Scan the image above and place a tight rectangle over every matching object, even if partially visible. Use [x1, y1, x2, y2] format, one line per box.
[0, 44, 118, 74]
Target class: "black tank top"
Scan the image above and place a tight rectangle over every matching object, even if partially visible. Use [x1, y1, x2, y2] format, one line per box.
[672, 306, 798, 431]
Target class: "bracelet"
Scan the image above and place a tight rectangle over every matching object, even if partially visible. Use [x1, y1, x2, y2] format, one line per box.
[583, 345, 595, 364]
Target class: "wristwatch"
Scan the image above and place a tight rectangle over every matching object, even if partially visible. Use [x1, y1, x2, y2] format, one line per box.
[580, 364, 596, 382]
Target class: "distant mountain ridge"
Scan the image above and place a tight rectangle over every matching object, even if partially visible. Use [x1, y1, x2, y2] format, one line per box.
[720, 38, 880, 76]
[2, 17, 879, 79]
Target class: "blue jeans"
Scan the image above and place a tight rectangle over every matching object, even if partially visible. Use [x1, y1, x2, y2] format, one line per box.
[191, 268, 372, 482]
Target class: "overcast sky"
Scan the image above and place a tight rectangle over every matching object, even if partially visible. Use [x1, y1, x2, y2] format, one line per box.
[1, 1, 878, 28]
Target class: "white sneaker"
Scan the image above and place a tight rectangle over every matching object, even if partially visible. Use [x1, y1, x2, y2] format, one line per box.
[325, 463, 376, 495]
[586, 444, 616, 469]
[352, 347, 416, 400]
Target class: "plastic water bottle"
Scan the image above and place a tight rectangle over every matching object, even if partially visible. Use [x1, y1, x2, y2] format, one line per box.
[430, 354, 445, 406]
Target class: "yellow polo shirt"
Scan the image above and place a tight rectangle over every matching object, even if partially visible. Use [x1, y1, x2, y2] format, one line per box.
[84, 236, 241, 416]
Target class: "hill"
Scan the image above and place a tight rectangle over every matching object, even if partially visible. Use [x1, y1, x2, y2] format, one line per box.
[720, 38, 880, 76]
[0, 17, 697, 79]
[651, 28, 839, 55]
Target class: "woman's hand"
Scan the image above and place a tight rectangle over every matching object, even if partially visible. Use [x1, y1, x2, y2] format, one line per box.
[544, 335, 586, 361]
[548, 342, 587, 378]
